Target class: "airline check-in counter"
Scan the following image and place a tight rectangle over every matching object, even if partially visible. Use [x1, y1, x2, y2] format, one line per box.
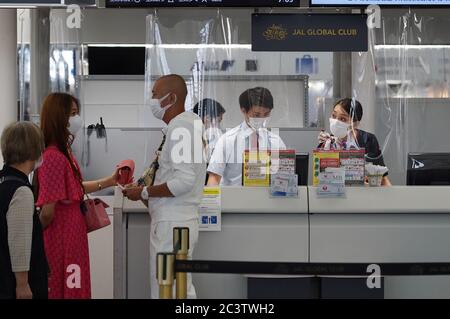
[309, 186, 450, 298]
[113, 187, 309, 299]
[113, 186, 450, 299]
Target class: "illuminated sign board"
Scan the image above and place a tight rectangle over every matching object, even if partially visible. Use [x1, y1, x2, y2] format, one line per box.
[252, 14, 368, 52]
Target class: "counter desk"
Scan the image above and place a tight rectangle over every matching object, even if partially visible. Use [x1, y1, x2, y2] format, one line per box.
[113, 186, 450, 299]
[309, 186, 450, 298]
[113, 186, 310, 299]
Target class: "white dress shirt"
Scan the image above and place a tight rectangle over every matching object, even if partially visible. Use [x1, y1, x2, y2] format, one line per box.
[149, 111, 207, 223]
[207, 121, 286, 186]
[205, 126, 224, 160]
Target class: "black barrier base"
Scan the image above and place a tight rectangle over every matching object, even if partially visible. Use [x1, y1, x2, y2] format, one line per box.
[320, 278, 384, 299]
[247, 277, 320, 299]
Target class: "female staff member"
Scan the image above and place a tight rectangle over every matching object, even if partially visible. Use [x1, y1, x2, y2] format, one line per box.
[36, 93, 119, 299]
[193, 98, 226, 160]
[319, 98, 391, 186]
[0, 122, 48, 299]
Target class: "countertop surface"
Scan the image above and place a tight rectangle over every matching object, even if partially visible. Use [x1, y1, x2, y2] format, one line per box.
[112, 186, 450, 214]
[309, 186, 450, 214]
[114, 186, 309, 214]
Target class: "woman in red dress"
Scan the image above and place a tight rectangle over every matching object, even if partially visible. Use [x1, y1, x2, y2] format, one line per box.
[36, 93, 118, 299]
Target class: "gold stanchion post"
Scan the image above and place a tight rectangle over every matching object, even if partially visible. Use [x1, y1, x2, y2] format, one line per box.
[156, 252, 175, 299]
[173, 227, 189, 299]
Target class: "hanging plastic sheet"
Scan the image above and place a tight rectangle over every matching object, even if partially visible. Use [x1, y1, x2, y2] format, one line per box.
[49, 9, 82, 97]
[143, 9, 331, 175]
[17, 9, 53, 124]
[17, 9, 31, 123]
[352, 9, 450, 185]
[17, 8, 83, 121]
[143, 9, 318, 126]
[17, 8, 89, 165]
[48, 9, 89, 163]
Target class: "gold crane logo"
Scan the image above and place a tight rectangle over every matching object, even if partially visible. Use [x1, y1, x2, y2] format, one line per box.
[263, 24, 288, 41]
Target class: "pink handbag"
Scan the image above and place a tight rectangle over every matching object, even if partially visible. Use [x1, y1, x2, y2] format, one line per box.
[83, 198, 111, 233]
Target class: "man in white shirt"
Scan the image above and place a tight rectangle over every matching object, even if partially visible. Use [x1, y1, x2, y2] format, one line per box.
[207, 87, 286, 186]
[123, 74, 206, 299]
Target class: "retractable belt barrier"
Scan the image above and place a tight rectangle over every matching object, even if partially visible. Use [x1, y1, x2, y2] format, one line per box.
[156, 228, 450, 299]
[173, 260, 450, 276]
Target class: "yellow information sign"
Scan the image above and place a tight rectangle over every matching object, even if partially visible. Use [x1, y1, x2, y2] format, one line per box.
[199, 187, 221, 231]
[242, 150, 271, 187]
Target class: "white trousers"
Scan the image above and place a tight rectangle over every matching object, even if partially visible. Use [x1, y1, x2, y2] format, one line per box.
[149, 219, 199, 299]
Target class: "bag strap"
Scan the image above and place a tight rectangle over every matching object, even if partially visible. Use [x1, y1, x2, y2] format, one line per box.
[70, 156, 86, 200]
[151, 133, 166, 186]
[149, 134, 166, 186]
[158, 133, 166, 152]
[65, 153, 88, 213]
[0, 175, 28, 185]
[32, 169, 39, 200]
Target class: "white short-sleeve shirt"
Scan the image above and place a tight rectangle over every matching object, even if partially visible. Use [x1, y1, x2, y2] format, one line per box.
[207, 121, 286, 186]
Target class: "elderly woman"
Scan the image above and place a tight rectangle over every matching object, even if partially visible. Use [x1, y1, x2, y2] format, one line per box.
[0, 122, 48, 299]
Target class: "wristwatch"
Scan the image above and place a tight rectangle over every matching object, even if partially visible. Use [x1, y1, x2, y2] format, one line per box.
[141, 186, 149, 200]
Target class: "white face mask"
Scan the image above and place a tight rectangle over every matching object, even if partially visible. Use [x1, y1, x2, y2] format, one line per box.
[68, 115, 84, 136]
[248, 117, 270, 130]
[34, 156, 43, 171]
[329, 118, 350, 139]
[149, 93, 176, 120]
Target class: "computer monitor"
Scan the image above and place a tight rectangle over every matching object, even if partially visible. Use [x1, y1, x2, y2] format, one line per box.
[296, 153, 309, 186]
[407, 153, 450, 185]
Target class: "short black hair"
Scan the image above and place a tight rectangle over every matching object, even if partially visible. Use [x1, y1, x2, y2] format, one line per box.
[333, 98, 363, 122]
[239, 87, 273, 113]
[193, 98, 226, 119]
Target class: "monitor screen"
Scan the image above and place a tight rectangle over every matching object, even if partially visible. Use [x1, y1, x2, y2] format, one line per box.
[296, 153, 309, 186]
[407, 153, 450, 186]
[88, 47, 145, 75]
[311, 0, 450, 6]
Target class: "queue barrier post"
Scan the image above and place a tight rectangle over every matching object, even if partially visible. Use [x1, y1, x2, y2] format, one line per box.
[156, 252, 175, 299]
[173, 227, 189, 299]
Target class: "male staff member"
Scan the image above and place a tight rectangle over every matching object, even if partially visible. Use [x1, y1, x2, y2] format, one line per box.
[123, 74, 206, 299]
[207, 87, 286, 186]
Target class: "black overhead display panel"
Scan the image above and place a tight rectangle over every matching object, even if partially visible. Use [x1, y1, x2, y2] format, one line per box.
[0, 0, 94, 5]
[0, 0, 60, 4]
[106, 0, 300, 8]
[310, 0, 450, 6]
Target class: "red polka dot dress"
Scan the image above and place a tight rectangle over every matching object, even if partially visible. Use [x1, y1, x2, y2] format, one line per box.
[36, 146, 91, 299]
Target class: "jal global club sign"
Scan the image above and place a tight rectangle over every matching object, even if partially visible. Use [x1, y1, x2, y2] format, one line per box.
[252, 13, 368, 52]
[292, 28, 358, 37]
